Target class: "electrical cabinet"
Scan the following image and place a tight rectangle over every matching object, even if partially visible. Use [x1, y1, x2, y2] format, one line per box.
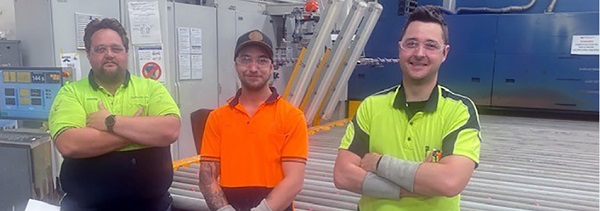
[0, 138, 55, 211]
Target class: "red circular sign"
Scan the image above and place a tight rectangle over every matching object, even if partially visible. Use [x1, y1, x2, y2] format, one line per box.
[142, 62, 162, 80]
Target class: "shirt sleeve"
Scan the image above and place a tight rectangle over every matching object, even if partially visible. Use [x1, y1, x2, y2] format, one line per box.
[339, 98, 371, 157]
[200, 111, 221, 162]
[441, 98, 482, 166]
[48, 85, 86, 140]
[281, 109, 309, 163]
[147, 80, 181, 118]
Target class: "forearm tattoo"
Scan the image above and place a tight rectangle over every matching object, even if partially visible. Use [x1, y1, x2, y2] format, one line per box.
[199, 162, 229, 211]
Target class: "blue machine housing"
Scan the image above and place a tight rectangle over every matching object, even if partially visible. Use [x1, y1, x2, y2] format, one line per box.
[348, 0, 599, 113]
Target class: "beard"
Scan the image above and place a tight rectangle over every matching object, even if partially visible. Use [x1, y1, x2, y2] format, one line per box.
[94, 63, 126, 86]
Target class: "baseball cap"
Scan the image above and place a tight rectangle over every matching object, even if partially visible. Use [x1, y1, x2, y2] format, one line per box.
[235, 29, 274, 60]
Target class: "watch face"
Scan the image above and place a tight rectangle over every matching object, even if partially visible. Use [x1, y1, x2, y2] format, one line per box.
[106, 115, 116, 125]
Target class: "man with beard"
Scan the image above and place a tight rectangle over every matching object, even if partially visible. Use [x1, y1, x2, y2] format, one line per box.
[333, 6, 481, 211]
[49, 18, 181, 210]
[199, 29, 308, 211]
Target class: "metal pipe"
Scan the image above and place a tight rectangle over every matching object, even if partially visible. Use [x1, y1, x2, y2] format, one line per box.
[545, 0, 557, 13]
[305, 0, 368, 124]
[322, 2, 382, 120]
[454, 0, 536, 14]
[289, 0, 346, 107]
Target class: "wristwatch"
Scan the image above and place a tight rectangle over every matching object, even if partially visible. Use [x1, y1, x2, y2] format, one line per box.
[105, 115, 116, 133]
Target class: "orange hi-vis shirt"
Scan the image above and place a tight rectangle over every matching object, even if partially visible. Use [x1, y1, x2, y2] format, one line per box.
[200, 87, 308, 201]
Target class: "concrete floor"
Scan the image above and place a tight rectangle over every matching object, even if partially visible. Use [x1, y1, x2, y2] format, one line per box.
[171, 115, 599, 211]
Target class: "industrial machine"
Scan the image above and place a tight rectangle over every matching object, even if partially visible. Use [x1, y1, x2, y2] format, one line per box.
[0, 67, 64, 211]
[348, 0, 599, 114]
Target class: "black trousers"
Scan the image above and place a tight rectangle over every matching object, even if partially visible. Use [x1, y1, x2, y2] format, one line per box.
[59, 147, 173, 211]
[60, 192, 172, 211]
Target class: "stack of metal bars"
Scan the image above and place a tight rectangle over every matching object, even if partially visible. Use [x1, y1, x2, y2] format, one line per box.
[170, 115, 599, 211]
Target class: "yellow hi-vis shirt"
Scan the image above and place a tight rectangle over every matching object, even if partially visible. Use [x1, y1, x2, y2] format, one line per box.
[339, 84, 481, 211]
[49, 70, 180, 151]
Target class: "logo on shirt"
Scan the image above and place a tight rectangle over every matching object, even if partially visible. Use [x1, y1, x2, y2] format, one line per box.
[131, 96, 148, 99]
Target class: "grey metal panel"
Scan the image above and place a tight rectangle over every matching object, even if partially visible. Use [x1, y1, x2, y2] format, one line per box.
[235, 11, 275, 51]
[171, 115, 599, 210]
[0, 145, 32, 211]
[164, 1, 182, 159]
[173, 3, 219, 159]
[14, 0, 54, 67]
[0, 0, 17, 40]
[213, 0, 266, 14]
[216, 8, 238, 104]
[0, 139, 53, 211]
[0, 40, 22, 66]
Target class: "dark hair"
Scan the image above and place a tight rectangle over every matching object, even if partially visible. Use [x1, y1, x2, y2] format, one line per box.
[83, 18, 129, 53]
[399, 5, 449, 44]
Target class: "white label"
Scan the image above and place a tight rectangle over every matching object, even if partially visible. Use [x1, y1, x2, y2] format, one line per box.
[60, 53, 82, 79]
[571, 35, 599, 55]
[177, 27, 191, 54]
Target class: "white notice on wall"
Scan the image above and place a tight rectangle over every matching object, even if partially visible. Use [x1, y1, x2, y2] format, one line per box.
[190, 28, 202, 54]
[75, 13, 102, 49]
[128, 1, 162, 44]
[571, 35, 600, 55]
[178, 27, 191, 54]
[179, 54, 192, 80]
[60, 53, 82, 80]
[191, 54, 203, 79]
[137, 46, 165, 83]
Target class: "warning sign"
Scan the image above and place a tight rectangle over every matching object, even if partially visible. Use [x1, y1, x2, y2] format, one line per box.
[137, 46, 165, 83]
[142, 61, 162, 81]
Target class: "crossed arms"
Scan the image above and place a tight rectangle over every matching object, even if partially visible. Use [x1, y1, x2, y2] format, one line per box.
[54, 107, 180, 158]
[333, 149, 475, 198]
[51, 85, 180, 159]
[333, 93, 481, 199]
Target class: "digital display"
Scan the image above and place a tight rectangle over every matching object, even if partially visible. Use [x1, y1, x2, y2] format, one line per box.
[19, 88, 30, 97]
[17, 72, 31, 83]
[20, 98, 31, 105]
[5, 88, 14, 96]
[32, 98, 42, 106]
[31, 89, 41, 97]
[2, 71, 61, 84]
[31, 72, 46, 84]
[6, 98, 15, 105]
[46, 72, 62, 84]
[0, 67, 64, 120]
[3, 71, 16, 83]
